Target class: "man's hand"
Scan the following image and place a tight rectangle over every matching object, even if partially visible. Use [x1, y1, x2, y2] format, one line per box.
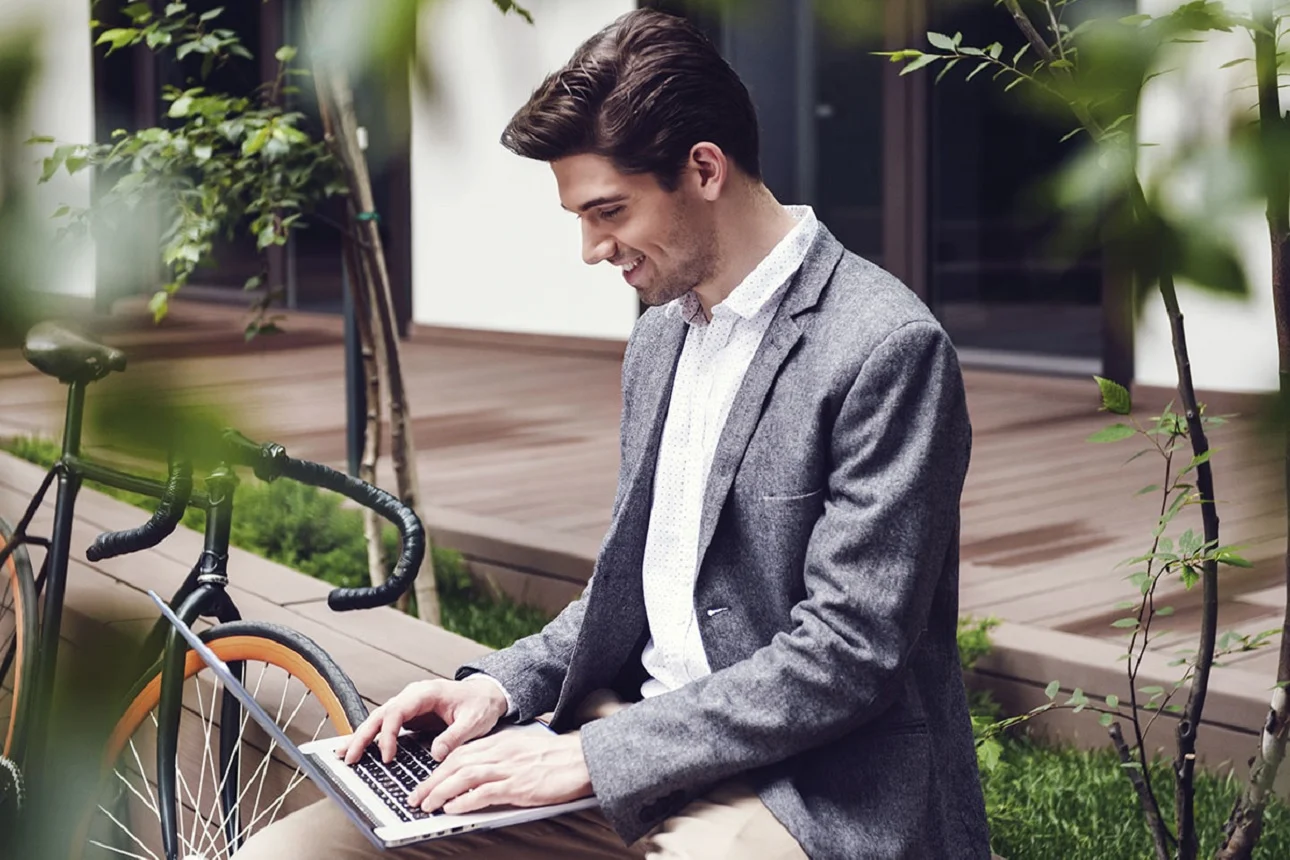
[407, 729, 592, 815]
[338, 676, 509, 765]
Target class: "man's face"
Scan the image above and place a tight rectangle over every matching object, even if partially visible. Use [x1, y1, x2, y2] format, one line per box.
[552, 153, 717, 308]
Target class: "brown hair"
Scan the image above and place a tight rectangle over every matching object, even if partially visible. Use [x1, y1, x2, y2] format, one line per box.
[500, 8, 761, 192]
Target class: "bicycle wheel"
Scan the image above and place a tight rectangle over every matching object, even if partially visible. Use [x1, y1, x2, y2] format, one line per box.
[0, 515, 37, 762]
[78, 621, 367, 860]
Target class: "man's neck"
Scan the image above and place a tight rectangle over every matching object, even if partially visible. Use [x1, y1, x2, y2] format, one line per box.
[691, 188, 800, 320]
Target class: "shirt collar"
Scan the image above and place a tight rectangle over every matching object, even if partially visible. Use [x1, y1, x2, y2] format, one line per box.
[665, 206, 818, 326]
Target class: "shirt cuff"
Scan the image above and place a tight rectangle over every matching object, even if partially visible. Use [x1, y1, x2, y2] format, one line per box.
[465, 672, 517, 719]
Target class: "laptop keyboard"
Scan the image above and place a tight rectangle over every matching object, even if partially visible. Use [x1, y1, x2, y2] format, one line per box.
[351, 738, 440, 822]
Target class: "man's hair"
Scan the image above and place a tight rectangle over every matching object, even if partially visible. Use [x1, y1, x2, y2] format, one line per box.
[500, 9, 761, 191]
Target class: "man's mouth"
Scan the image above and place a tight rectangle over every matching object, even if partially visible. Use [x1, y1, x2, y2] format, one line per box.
[619, 255, 646, 286]
[619, 255, 645, 273]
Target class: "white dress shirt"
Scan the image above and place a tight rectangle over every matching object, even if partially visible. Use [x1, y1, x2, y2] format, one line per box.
[638, 206, 819, 699]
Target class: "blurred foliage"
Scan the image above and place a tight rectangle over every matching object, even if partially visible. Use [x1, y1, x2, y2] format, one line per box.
[0, 26, 51, 347]
[2, 434, 552, 649]
[32, 2, 345, 332]
[879, 0, 1286, 309]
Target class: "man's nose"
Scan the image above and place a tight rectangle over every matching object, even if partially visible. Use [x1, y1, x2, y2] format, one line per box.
[582, 222, 615, 266]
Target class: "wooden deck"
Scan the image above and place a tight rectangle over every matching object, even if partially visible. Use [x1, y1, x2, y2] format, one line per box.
[1, 296, 1286, 788]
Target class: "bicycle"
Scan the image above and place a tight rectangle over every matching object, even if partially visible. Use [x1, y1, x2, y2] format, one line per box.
[0, 321, 424, 859]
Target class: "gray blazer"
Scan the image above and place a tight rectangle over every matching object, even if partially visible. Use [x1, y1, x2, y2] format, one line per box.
[460, 225, 991, 859]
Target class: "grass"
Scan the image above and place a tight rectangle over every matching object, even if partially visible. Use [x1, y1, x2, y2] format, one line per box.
[1, 435, 551, 650]
[984, 737, 1290, 859]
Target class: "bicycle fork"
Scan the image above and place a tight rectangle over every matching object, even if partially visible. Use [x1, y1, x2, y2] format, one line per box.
[156, 466, 242, 860]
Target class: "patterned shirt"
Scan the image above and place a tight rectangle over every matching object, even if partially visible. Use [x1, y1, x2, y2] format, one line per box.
[639, 206, 819, 698]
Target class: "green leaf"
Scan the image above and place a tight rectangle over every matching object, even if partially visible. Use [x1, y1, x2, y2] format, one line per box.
[165, 2, 187, 15]
[274, 45, 297, 63]
[1094, 376, 1132, 415]
[51, 204, 70, 218]
[194, 143, 212, 161]
[1135, 484, 1161, 496]
[96, 28, 139, 52]
[1128, 571, 1152, 594]
[1217, 552, 1253, 568]
[1045, 680, 1061, 700]
[1087, 423, 1136, 443]
[40, 144, 74, 182]
[1111, 618, 1139, 629]
[1003, 76, 1025, 92]
[965, 61, 991, 82]
[1050, 58, 1074, 70]
[147, 290, 170, 323]
[168, 95, 193, 118]
[1219, 57, 1251, 69]
[900, 54, 941, 76]
[1119, 13, 1152, 26]
[1012, 43, 1030, 65]
[1099, 712, 1114, 727]
[1140, 685, 1165, 697]
[243, 274, 263, 291]
[176, 40, 201, 61]
[199, 6, 224, 22]
[24, 134, 55, 145]
[1155, 606, 1176, 617]
[243, 126, 271, 156]
[927, 31, 956, 51]
[987, 42, 1002, 60]
[935, 57, 961, 84]
[1106, 694, 1120, 709]
[122, 2, 152, 23]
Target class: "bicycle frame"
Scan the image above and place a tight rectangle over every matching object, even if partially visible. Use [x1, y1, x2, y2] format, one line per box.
[0, 380, 252, 858]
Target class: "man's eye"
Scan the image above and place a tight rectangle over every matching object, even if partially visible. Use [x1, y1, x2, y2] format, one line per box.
[600, 206, 624, 220]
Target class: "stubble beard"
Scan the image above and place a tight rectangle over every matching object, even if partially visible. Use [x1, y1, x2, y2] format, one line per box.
[637, 212, 718, 308]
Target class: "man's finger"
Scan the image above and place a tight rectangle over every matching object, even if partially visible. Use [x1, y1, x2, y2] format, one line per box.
[419, 765, 501, 813]
[376, 708, 406, 763]
[443, 781, 509, 816]
[341, 708, 385, 764]
[430, 713, 486, 762]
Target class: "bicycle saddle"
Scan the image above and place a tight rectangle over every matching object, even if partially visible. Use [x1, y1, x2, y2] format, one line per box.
[22, 322, 127, 384]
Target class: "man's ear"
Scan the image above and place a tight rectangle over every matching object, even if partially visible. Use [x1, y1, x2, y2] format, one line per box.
[689, 142, 727, 201]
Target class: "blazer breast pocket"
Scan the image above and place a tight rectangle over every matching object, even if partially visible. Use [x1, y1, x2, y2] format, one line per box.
[760, 486, 825, 504]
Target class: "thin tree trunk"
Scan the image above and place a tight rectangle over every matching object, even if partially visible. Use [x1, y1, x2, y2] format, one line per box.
[315, 66, 389, 596]
[315, 63, 442, 624]
[1001, 5, 1214, 856]
[1216, 3, 1290, 855]
[344, 229, 388, 591]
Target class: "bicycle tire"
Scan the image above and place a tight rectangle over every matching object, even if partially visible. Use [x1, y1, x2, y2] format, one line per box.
[76, 621, 367, 859]
[0, 515, 37, 762]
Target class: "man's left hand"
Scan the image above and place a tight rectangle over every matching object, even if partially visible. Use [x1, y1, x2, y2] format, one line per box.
[408, 729, 592, 814]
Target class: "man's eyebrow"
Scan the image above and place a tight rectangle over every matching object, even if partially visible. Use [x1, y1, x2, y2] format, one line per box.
[561, 194, 628, 213]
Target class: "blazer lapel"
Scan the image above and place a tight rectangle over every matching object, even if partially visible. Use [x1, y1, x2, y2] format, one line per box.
[693, 227, 845, 572]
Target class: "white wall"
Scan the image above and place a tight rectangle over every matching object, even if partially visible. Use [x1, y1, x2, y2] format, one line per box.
[410, 0, 639, 341]
[1135, 0, 1279, 393]
[0, 0, 96, 299]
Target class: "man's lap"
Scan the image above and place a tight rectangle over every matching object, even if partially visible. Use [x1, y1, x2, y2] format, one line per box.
[235, 778, 804, 860]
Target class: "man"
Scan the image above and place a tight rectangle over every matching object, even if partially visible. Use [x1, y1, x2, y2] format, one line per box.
[241, 8, 989, 859]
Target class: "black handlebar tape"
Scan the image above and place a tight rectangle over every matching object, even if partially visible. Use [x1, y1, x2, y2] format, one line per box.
[86, 460, 193, 562]
[277, 457, 426, 611]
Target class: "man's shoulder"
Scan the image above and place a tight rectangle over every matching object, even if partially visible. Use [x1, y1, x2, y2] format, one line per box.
[806, 243, 950, 365]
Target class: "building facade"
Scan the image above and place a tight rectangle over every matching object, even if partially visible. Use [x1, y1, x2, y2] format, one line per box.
[14, 0, 1280, 393]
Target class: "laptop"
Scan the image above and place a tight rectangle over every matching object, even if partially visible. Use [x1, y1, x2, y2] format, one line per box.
[146, 591, 599, 849]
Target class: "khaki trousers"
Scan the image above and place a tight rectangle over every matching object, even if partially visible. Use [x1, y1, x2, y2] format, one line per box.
[236, 691, 807, 860]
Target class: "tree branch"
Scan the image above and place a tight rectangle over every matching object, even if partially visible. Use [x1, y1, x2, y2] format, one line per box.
[1110, 722, 1173, 860]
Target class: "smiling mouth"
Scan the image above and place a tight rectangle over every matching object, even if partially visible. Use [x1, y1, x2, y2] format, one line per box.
[620, 255, 645, 272]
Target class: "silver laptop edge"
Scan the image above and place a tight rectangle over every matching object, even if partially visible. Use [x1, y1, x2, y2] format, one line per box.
[146, 591, 387, 849]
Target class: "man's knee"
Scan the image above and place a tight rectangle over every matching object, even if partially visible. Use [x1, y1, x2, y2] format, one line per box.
[236, 799, 378, 860]
[638, 782, 806, 860]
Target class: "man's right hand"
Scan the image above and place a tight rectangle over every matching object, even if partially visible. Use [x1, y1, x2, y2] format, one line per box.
[338, 676, 510, 765]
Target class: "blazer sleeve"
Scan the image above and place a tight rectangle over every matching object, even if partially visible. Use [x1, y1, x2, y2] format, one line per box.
[455, 320, 647, 720]
[579, 320, 972, 842]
